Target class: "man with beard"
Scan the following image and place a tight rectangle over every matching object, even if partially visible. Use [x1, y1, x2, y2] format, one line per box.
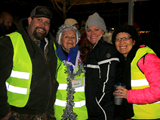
[0, 6, 58, 120]
[0, 11, 13, 37]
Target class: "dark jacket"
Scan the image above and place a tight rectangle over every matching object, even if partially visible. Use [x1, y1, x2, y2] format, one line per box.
[0, 18, 58, 118]
[85, 38, 119, 120]
[0, 25, 6, 37]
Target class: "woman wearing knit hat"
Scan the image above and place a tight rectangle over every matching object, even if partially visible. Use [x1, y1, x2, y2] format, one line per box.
[54, 24, 88, 120]
[113, 24, 160, 119]
[80, 12, 119, 120]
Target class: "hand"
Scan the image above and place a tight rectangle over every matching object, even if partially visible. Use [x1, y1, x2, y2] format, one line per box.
[0, 112, 11, 120]
[114, 86, 128, 99]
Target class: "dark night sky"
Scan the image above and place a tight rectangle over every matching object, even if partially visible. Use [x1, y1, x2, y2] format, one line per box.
[0, 0, 159, 31]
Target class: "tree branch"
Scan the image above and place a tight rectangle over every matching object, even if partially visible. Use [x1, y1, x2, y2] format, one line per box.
[68, 0, 79, 10]
[52, 0, 63, 11]
[50, 0, 64, 19]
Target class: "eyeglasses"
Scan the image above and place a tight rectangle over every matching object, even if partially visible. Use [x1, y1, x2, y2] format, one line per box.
[115, 36, 132, 42]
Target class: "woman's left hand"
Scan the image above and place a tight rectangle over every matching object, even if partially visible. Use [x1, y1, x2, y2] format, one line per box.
[114, 86, 128, 99]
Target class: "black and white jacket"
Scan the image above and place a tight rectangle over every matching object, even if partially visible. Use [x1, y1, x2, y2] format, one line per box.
[85, 38, 119, 120]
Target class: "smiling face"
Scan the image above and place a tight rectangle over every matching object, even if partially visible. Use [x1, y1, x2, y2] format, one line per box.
[0, 13, 13, 31]
[27, 17, 50, 40]
[115, 32, 135, 57]
[86, 26, 104, 45]
[60, 30, 77, 53]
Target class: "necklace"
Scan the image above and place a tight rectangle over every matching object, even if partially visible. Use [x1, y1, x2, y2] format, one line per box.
[62, 58, 83, 120]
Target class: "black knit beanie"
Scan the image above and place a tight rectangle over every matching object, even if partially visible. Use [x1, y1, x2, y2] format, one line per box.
[112, 24, 140, 46]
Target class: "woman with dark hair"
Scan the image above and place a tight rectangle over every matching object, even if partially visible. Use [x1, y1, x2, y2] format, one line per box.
[113, 24, 160, 119]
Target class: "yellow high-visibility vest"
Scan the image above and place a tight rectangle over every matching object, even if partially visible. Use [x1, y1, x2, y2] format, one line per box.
[6, 32, 32, 107]
[54, 58, 88, 119]
[131, 46, 160, 119]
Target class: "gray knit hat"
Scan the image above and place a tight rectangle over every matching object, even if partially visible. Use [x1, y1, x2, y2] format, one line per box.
[85, 12, 106, 33]
[56, 24, 81, 44]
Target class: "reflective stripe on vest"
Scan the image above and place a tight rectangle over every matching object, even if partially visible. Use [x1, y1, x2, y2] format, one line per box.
[54, 56, 88, 119]
[131, 46, 160, 119]
[55, 99, 86, 108]
[6, 70, 30, 94]
[6, 32, 32, 107]
[131, 78, 149, 87]
[58, 83, 85, 92]
[10, 70, 30, 79]
[6, 82, 27, 94]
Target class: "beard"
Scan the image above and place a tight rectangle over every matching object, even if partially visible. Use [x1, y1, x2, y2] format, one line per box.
[1, 21, 9, 31]
[33, 27, 47, 41]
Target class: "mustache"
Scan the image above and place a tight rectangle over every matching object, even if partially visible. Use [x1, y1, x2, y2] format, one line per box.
[33, 27, 47, 41]
[36, 27, 46, 32]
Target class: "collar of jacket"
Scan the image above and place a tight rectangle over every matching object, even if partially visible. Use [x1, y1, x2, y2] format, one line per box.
[92, 37, 103, 49]
[56, 44, 78, 65]
[16, 18, 29, 38]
